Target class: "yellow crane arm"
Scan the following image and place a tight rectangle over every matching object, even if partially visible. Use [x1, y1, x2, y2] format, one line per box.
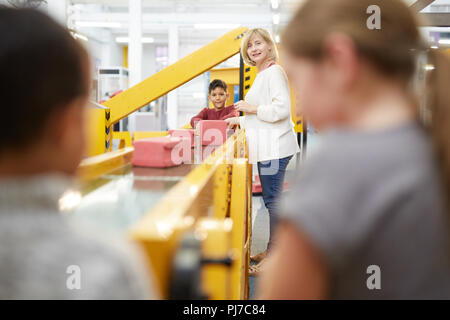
[103, 27, 248, 125]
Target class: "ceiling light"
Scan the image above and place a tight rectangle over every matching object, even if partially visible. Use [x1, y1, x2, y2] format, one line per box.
[75, 21, 123, 28]
[438, 39, 450, 45]
[271, 0, 279, 10]
[116, 37, 155, 44]
[273, 13, 280, 25]
[73, 33, 88, 42]
[193, 24, 241, 30]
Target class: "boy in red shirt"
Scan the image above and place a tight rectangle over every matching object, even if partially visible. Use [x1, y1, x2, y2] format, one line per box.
[190, 79, 239, 128]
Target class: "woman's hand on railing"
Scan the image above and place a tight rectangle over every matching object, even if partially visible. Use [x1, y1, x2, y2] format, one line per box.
[234, 100, 258, 114]
[225, 117, 240, 129]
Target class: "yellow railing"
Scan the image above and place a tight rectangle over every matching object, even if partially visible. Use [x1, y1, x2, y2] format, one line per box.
[128, 130, 251, 299]
[79, 27, 253, 298]
[77, 147, 133, 182]
[77, 130, 251, 299]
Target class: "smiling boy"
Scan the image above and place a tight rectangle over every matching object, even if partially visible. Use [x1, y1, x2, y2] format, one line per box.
[189, 79, 239, 128]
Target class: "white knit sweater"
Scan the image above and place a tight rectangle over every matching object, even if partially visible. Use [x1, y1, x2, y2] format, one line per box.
[239, 64, 300, 164]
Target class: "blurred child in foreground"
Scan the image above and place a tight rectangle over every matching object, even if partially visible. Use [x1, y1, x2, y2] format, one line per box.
[258, 0, 450, 299]
[0, 7, 157, 299]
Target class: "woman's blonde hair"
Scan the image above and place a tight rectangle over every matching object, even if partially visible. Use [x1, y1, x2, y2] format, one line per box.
[241, 28, 279, 66]
[282, 0, 450, 212]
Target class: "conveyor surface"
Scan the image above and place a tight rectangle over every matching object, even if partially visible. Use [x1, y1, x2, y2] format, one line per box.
[68, 145, 219, 232]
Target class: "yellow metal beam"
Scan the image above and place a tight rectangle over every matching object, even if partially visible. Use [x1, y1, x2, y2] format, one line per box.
[290, 84, 303, 133]
[210, 67, 239, 85]
[180, 123, 193, 129]
[133, 131, 169, 140]
[123, 45, 128, 68]
[104, 27, 248, 124]
[112, 131, 132, 148]
[77, 147, 133, 182]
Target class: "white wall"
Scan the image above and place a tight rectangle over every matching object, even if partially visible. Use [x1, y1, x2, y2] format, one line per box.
[86, 38, 103, 73]
[142, 44, 156, 79]
[103, 41, 124, 68]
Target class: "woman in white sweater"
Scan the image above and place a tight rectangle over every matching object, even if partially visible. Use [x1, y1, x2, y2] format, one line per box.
[226, 28, 299, 275]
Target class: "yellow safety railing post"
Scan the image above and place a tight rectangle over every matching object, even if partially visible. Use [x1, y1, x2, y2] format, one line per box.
[112, 131, 133, 148]
[85, 106, 108, 157]
[229, 157, 249, 300]
[77, 147, 134, 182]
[213, 163, 231, 219]
[196, 218, 233, 300]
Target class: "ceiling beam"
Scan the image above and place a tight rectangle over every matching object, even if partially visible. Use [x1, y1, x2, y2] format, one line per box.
[410, 0, 435, 12]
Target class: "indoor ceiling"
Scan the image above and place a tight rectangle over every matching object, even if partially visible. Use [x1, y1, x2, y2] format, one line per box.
[68, 0, 450, 43]
[68, 0, 302, 44]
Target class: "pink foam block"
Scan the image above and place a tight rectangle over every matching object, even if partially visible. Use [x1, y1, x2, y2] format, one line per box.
[132, 136, 188, 168]
[169, 129, 195, 148]
[198, 120, 227, 146]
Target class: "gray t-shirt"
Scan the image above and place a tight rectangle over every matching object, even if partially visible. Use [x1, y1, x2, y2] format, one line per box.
[281, 121, 450, 299]
[0, 175, 157, 299]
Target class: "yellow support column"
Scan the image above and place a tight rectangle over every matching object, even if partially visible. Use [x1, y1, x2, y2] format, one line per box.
[213, 163, 231, 219]
[229, 158, 249, 300]
[291, 85, 303, 134]
[197, 218, 233, 300]
[85, 104, 111, 157]
[112, 131, 132, 148]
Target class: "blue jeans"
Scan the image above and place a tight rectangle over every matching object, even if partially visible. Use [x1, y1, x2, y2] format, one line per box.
[257, 155, 293, 251]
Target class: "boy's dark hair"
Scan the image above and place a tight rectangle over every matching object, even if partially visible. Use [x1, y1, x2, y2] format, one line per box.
[0, 7, 89, 153]
[208, 79, 227, 94]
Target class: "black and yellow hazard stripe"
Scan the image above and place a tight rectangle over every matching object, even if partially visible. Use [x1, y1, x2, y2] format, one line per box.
[238, 55, 258, 119]
[242, 66, 257, 99]
[105, 109, 112, 152]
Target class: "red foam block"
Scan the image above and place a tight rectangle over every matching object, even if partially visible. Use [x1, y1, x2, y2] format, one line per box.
[132, 136, 188, 168]
[198, 120, 227, 146]
[252, 174, 289, 194]
[169, 129, 195, 148]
